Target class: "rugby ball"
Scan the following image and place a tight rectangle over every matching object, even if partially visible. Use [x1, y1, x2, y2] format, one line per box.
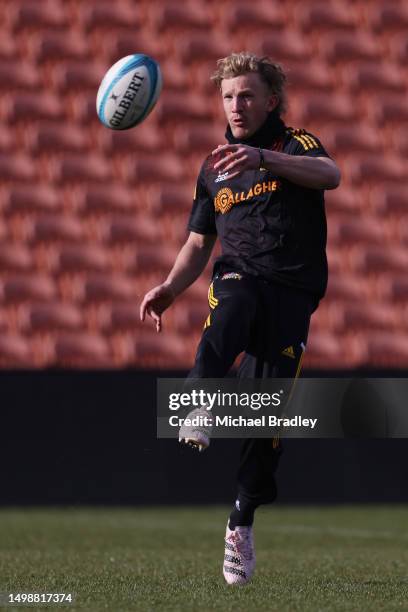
[96, 54, 162, 130]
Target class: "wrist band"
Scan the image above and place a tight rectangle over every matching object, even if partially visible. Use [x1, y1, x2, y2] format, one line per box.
[259, 147, 265, 170]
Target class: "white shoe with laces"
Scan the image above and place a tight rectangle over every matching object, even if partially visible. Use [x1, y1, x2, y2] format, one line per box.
[178, 407, 213, 452]
[223, 522, 256, 585]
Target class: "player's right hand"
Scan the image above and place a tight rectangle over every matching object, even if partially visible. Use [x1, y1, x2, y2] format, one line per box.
[140, 283, 175, 333]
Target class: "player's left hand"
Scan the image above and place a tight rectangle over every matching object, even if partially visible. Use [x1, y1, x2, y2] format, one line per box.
[212, 144, 261, 178]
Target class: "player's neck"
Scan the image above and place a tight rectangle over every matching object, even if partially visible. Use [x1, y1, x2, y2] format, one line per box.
[225, 110, 286, 148]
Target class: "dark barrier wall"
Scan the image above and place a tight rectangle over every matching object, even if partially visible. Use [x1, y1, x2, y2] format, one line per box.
[1, 370, 408, 505]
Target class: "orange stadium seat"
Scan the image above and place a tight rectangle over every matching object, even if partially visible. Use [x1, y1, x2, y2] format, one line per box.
[0, 244, 33, 272]
[152, 3, 213, 30]
[329, 214, 387, 245]
[78, 2, 140, 30]
[369, 185, 407, 215]
[30, 31, 90, 63]
[159, 213, 191, 243]
[108, 32, 165, 64]
[0, 309, 7, 332]
[221, 2, 286, 31]
[147, 184, 194, 213]
[8, 0, 69, 30]
[0, 61, 40, 89]
[353, 246, 408, 275]
[0, 127, 17, 152]
[390, 277, 408, 302]
[132, 330, 187, 364]
[255, 31, 312, 63]
[29, 216, 85, 244]
[0, 334, 32, 366]
[286, 62, 333, 91]
[370, 94, 408, 124]
[391, 129, 408, 158]
[0, 154, 37, 182]
[157, 59, 190, 91]
[0, 34, 17, 60]
[127, 244, 179, 273]
[27, 123, 91, 154]
[325, 187, 364, 213]
[2, 275, 57, 303]
[389, 33, 408, 64]
[126, 154, 184, 184]
[305, 331, 363, 368]
[155, 92, 210, 123]
[368, 3, 408, 32]
[347, 155, 407, 185]
[77, 184, 136, 213]
[296, 2, 359, 30]
[84, 274, 138, 302]
[56, 245, 111, 273]
[173, 124, 225, 154]
[319, 31, 381, 63]
[22, 302, 85, 333]
[340, 302, 400, 332]
[5, 185, 60, 213]
[6, 93, 65, 123]
[326, 275, 372, 301]
[325, 125, 383, 154]
[366, 333, 408, 367]
[70, 92, 101, 124]
[53, 61, 107, 92]
[54, 332, 111, 367]
[294, 93, 359, 123]
[102, 215, 157, 244]
[176, 35, 231, 63]
[0, 220, 7, 243]
[326, 246, 352, 274]
[0, 0, 407, 370]
[173, 300, 209, 333]
[100, 123, 162, 155]
[51, 154, 112, 183]
[105, 303, 143, 331]
[347, 62, 406, 93]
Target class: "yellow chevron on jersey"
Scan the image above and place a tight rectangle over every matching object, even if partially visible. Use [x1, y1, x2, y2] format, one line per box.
[288, 128, 320, 151]
[208, 283, 218, 309]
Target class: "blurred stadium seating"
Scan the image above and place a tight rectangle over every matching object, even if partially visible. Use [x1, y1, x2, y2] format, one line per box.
[0, 0, 407, 368]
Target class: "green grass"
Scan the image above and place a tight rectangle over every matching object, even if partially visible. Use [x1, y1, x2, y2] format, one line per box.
[1, 506, 408, 611]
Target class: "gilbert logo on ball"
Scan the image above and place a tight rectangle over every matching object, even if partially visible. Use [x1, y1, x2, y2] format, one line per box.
[96, 54, 162, 130]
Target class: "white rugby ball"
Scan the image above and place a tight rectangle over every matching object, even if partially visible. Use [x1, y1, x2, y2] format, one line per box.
[96, 54, 162, 130]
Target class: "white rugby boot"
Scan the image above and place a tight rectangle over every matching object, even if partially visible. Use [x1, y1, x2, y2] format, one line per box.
[178, 407, 213, 451]
[223, 522, 256, 585]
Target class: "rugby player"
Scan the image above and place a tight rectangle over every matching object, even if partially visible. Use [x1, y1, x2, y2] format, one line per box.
[140, 52, 340, 584]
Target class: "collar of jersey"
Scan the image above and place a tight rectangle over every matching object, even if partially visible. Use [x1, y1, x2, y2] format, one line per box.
[225, 110, 286, 148]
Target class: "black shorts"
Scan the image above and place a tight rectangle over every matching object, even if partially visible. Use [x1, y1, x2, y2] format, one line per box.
[189, 271, 318, 380]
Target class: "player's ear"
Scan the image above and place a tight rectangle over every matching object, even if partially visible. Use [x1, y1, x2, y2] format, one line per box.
[266, 94, 279, 112]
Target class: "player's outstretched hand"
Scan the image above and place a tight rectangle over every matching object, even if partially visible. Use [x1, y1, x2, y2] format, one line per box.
[212, 144, 261, 178]
[140, 283, 175, 333]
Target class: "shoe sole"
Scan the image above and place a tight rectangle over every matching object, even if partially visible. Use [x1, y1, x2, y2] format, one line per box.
[178, 436, 209, 452]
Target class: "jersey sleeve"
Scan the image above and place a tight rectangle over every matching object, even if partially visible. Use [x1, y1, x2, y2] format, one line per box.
[187, 163, 217, 235]
[287, 129, 331, 158]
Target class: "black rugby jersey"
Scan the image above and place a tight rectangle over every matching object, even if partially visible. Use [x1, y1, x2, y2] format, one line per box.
[188, 115, 331, 299]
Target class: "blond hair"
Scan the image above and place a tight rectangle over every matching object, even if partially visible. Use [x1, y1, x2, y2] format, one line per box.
[211, 52, 287, 115]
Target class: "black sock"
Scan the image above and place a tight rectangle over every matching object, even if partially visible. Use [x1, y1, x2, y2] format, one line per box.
[228, 497, 257, 529]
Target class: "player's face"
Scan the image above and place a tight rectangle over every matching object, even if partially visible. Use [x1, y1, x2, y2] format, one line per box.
[221, 73, 278, 140]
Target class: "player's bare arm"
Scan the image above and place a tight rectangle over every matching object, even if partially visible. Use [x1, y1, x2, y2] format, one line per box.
[212, 143, 341, 190]
[140, 231, 216, 332]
